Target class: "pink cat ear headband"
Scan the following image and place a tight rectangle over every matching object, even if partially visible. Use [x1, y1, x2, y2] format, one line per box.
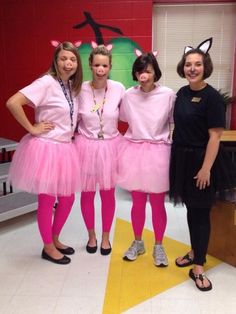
[134, 49, 158, 57]
[50, 40, 82, 48]
[91, 41, 113, 51]
[134, 48, 158, 57]
[184, 37, 213, 54]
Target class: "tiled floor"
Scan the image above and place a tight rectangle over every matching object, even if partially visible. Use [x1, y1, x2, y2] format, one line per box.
[0, 188, 235, 314]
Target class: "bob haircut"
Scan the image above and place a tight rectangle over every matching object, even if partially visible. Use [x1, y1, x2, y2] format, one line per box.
[48, 41, 83, 96]
[89, 45, 112, 67]
[132, 52, 162, 82]
[177, 49, 213, 80]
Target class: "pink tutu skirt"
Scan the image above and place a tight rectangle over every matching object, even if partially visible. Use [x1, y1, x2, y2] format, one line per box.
[117, 139, 171, 193]
[74, 134, 123, 191]
[8, 134, 80, 196]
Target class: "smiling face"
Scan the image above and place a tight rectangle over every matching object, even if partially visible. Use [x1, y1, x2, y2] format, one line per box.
[90, 54, 111, 87]
[57, 49, 78, 81]
[184, 53, 205, 88]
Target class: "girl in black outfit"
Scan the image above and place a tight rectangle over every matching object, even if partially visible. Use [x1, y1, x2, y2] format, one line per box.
[169, 38, 235, 291]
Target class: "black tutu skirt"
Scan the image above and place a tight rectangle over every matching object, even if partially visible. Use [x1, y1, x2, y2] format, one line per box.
[169, 143, 236, 208]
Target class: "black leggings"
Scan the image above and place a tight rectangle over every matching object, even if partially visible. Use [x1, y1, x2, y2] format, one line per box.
[186, 205, 211, 266]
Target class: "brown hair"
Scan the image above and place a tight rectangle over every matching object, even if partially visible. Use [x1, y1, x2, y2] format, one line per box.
[177, 49, 213, 80]
[48, 41, 83, 96]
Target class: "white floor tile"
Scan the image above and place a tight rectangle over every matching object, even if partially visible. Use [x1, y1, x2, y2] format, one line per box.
[4, 296, 57, 314]
[0, 188, 235, 314]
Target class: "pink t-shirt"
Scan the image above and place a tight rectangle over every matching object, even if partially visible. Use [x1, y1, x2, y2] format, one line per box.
[120, 84, 176, 143]
[77, 80, 125, 139]
[20, 74, 78, 142]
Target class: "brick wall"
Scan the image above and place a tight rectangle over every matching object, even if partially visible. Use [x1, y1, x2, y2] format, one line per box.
[0, 0, 152, 140]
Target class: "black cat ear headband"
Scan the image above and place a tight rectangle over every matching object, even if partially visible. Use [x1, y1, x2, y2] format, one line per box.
[184, 37, 213, 54]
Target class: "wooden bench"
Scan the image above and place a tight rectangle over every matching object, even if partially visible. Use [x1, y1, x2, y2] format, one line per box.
[0, 191, 37, 222]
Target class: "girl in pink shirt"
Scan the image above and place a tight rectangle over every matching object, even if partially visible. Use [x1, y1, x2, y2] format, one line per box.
[74, 43, 125, 255]
[118, 51, 176, 266]
[6, 42, 83, 265]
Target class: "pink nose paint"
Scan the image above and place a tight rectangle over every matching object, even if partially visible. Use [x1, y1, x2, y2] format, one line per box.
[140, 73, 148, 82]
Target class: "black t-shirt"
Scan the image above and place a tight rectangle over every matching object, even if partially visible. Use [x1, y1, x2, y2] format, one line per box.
[173, 84, 226, 147]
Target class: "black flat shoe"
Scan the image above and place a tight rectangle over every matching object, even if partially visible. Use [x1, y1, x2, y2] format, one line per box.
[56, 246, 75, 255]
[100, 242, 112, 256]
[86, 240, 97, 254]
[41, 249, 71, 265]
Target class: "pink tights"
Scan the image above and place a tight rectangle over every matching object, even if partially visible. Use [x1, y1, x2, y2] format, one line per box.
[37, 193, 75, 244]
[80, 188, 115, 233]
[131, 191, 167, 242]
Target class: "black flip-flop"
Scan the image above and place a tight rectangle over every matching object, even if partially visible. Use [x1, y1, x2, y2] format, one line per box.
[175, 253, 193, 267]
[189, 268, 212, 291]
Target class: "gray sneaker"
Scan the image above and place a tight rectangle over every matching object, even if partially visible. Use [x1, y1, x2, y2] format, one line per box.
[123, 240, 145, 261]
[153, 244, 168, 267]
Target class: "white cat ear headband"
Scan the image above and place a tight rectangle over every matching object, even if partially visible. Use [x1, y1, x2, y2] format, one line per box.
[51, 40, 82, 48]
[134, 48, 158, 57]
[91, 41, 113, 51]
[184, 37, 213, 54]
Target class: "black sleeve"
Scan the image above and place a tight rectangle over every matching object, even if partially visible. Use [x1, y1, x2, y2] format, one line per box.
[206, 88, 226, 129]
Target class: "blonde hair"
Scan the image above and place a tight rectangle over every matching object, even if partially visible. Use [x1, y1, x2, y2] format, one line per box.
[89, 45, 112, 66]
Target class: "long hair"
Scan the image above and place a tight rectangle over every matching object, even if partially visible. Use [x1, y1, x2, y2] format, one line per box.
[48, 42, 83, 96]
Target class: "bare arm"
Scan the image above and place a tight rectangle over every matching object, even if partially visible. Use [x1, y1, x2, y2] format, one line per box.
[194, 127, 223, 189]
[6, 92, 55, 135]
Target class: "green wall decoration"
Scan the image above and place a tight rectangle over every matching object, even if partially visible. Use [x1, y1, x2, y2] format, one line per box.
[78, 37, 142, 88]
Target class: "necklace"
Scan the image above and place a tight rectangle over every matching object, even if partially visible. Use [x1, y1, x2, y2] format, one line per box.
[58, 77, 74, 130]
[90, 82, 108, 139]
